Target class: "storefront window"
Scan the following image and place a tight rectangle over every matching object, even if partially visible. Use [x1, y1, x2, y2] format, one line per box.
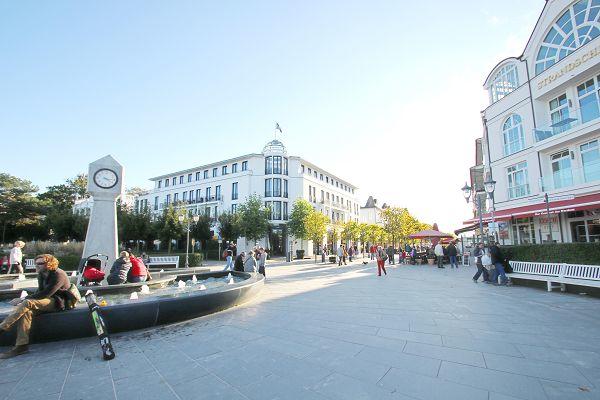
[569, 211, 600, 242]
[511, 217, 536, 244]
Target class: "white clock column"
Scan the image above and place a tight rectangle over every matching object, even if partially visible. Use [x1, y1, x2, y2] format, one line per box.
[82, 155, 124, 275]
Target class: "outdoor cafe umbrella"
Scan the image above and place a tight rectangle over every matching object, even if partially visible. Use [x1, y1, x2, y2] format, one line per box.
[408, 229, 454, 240]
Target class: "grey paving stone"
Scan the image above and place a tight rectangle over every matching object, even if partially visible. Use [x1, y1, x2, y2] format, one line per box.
[60, 375, 116, 400]
[240, 373, 331, 400]
[172, 374, 247, 400]
[403, 342, 486, 367]
[442, 336, 523, 357]
[311, 372, 413, 400]
[377, 327, 442, 345]
[356, 346, 440, 377]
[540, 379, 597, 400]
[304, 352, 391, 385]
[113, 373, 177, 400]
[438, 361, 548, 400]
[378, 367, 488, 400]
[484, 352, 592, 386]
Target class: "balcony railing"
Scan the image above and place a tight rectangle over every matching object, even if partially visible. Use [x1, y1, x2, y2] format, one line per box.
[508, 184, 530, 199]
[533, 105, 600, 143]
[540, 162, 600, 191]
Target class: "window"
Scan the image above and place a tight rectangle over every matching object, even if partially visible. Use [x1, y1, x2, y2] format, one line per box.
[154, 196, 159, 210]
[203, 170, 209, 179]
[283, 202, 288, 220]
[273, 201, 282, 220]
[172, 177, 177, 186]
[195, 172, 200, 181]
[165, 179, 169, 187]
[215, 185, 221, 200]
[581, 140, 600, 182]
[320, 174, 323, 181]
[507, 161, 530, 199]
[488, 64, 519, 103]
[320, 190, 324, 203]
[158, 181, 162, 189]
[222, 166, 227, 175]
[212, 168, 217, 177]
[166, 194, 171, 204]
[284, 179, 288, 198]
[283, 157, 288, 175]
[273, 156, 282, 174]
[265, 156, 273, 174]
[502, 114, 525, 156]
[174, 193, 179, 202]
[512, 217, 537, 244]
[189, 190, 194, 202]
[550, 93, 572, 134]
[265, 179, 272, 197]
[336, 182, 339, 187]
[301, 165, 305, 173]
[264, 201, 272, 219]
[182, 191, 187, 202]
[187, 174, 192, 183]
[232, 163, 238, 173]
[206, 187, 212, 200]
[326, 177, 329, 183]
[232, 182, 238, 200]
[241, 161, 248, 171]
[205, 207, 211, 218]
[308, 168, 312, 175]
[578, 77, 600, 123]
[231, 204, 237, 213]
[535, 1, 600, 75]
[196, 189, 201, 201]
[551, 149, 573, 189]
[326, 192, 330, 200]
[273, 178, 281, 197]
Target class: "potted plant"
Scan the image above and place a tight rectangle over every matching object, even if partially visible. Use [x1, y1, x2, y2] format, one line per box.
[426, 254, 436, 265]
[296, 249, 305, 259]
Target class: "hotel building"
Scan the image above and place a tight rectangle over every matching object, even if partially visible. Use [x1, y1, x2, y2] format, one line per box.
[464, 0, 600, 244]
[136, 139, 361, 255]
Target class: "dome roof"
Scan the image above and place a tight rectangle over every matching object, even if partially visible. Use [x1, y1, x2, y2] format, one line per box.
[262, 139, 287, 155]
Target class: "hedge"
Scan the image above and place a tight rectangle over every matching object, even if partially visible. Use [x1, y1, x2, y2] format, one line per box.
[503, 243, 600, 265]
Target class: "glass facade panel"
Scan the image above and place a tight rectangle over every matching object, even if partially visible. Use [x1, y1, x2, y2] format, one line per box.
[550, 94, 571, 135]
[273, 156, 282, 174]
[577, 79, 600, 123]
[551, 150, 573, 189]
[273, 178, 281, 197]
[264, 179, 272, 197]
[265, 157, 272, 174]
[581, 140, 600, 182]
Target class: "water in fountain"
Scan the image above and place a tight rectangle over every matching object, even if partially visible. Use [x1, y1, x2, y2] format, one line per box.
[177, 280, 186, 289]
[140, 285, 150, 294]
[130, 292, 139, 300]
[199, 284, 207, 290]
[20, 290, 28, 299]
[192, 275, 198, 284]
[228, 277, 235, 284]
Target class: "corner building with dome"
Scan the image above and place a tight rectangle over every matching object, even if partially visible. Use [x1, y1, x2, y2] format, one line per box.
[465, 0, 600, 244]
[136, 139, 361, 256]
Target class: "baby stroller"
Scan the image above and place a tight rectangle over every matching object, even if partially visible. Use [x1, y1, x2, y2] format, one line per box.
[78, 254, 108, 286]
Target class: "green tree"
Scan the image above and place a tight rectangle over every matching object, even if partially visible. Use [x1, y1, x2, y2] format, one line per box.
[237, 194, 271, 245]
[288, 199, 313, 241]
[157, 204, 185, 253]
[218, 211, 241, 243]
[381, 207, 406, 248]
[190, 214, 212, 250]
[0, 173, 43, 242]
[341, 220, 360, 244]
[305, 210, 328, 263]
[38, 174, 87, 211]
[358, 223, 369, 256]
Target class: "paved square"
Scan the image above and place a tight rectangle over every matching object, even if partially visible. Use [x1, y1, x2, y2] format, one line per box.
[1, 259, 599, 400]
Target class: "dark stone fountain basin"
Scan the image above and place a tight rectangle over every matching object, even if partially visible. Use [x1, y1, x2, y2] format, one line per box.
[0, 271, 263, 346]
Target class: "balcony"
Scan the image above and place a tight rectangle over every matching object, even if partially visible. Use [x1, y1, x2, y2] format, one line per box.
[533, 105, 599, 143]
[540, 163, 600, 192]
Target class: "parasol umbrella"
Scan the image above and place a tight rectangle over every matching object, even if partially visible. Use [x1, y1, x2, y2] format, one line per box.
[408, 229, 454, 240]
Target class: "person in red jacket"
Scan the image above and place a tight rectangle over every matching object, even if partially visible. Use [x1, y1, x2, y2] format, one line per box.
[128, 252, 151, 283]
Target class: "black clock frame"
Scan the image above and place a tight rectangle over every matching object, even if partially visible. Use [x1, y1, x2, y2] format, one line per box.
[93, 168, 119, 189]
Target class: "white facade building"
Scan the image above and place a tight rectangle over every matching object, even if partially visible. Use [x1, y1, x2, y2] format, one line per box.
[73, 194, 135, 217]
[359, 196, 387, 226]
[465, 0, 600, 244]
[136, 140, 361, 255]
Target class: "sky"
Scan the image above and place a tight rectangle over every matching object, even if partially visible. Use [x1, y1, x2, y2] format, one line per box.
[0, 0, 543, 232]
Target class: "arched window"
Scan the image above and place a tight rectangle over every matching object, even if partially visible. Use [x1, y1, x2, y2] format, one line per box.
[502, 115, 525, 156]
[489, 64, 519, 103]
[535, 0, 600, 75]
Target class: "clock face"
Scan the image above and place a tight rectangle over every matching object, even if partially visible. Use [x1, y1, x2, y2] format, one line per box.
[93, 168, 119, 189]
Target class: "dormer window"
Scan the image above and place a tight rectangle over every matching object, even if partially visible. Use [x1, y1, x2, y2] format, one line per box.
[488, 64, 519, 103]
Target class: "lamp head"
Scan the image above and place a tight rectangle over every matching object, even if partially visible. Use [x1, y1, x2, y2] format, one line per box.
[484, 178, 496, 195]
[461, 182, 472, 203]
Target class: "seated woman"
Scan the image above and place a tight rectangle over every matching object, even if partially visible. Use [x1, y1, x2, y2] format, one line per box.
[128, 253, 150, 283]
[107, 251, 132, 285]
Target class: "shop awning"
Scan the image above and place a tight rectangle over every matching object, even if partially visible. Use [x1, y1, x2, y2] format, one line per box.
[454, 223, 480, 235]
[462, 192, 600, 225]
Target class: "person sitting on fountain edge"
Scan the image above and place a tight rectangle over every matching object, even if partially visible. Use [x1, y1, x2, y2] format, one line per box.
[0, 254, 72, 359]
[107, 251, 132, 285]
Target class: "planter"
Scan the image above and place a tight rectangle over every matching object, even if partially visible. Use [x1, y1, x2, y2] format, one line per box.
[427, 258, 435, 265]
[416, 259, 423, 265]
[295, 250, 305, 259]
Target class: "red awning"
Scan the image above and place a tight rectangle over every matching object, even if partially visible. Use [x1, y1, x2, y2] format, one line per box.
[462, 192, 600, 225]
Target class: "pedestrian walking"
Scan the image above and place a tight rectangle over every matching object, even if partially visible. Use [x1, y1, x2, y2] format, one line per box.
[386, 245, 395, 265]
[447, 241, 459, 269]
[348, 245, 354, 262]
[223, 249, 234, 271]
[258, 247, 267, 277]
[434, 242, 445, 268]
[337, 245, 347, 266]
[472, 242, 489, 282]
[489, 242, 508, 285]
[370, 245, 376, 260]
[376, 246, 388, 276]
[8, 241, 25, 274]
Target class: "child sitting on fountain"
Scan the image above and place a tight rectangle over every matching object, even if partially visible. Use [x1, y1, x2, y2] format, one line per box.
[128, 251, 151, 283]
[107, 251, 132, 285]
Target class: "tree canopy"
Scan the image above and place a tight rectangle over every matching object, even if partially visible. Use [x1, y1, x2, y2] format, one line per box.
[237, 194, 271, 244]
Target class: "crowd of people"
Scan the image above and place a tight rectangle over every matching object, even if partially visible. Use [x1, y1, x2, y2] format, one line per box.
[223, 243, 267, 277]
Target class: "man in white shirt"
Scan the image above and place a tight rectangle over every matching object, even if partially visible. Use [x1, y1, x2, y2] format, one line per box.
[9, 241, 25, 274]
[434, 242, 445, 269]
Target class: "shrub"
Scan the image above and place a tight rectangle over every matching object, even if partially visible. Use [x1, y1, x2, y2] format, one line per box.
[178, 253, 204, 268]
[57, 255, 82, 271]
[503, 243, 600, 265]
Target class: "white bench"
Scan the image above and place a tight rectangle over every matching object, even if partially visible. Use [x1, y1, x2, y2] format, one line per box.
[147, 256, 180, 269]
[508, 261, 600, 292]
[25, 259, 35, 271]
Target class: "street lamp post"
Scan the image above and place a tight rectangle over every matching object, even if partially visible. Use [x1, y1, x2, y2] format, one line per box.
[462, 182, 486, 245]
[483, 178, 497, 242]
[179, 214, 200, 268]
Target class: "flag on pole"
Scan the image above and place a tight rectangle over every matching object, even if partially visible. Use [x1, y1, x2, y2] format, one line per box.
[275, 122, 283, 134]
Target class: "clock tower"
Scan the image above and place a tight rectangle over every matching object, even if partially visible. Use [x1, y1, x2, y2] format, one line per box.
[82, 155, 124, 274]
